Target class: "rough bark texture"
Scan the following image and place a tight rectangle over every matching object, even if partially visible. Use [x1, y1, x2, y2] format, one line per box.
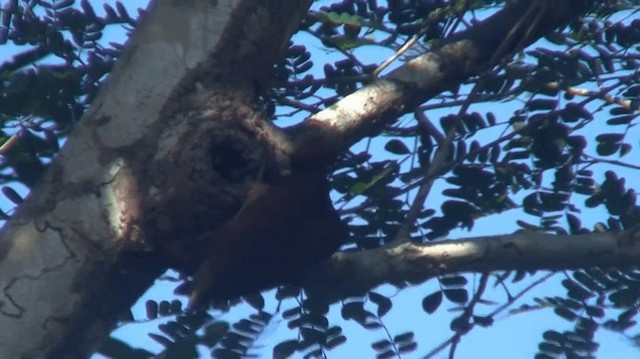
[0, 0, 312, 357]
[285, 1, 592, 163]
[305, 229, 640, 301]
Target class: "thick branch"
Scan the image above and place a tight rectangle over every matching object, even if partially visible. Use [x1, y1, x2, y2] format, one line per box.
[305, 230, 640, 301]
[286, 0, 591, 164]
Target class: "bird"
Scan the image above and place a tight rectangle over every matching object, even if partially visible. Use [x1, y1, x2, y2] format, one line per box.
[188, 166, 347, 309]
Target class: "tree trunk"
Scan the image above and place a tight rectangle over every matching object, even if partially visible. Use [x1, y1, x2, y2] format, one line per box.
[0, 1, 310, 357]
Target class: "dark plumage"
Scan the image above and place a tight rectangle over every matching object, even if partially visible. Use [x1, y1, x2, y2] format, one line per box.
[189, 168, 347, 309]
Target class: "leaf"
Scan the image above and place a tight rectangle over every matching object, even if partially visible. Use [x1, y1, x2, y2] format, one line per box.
[618, 308, 638, 323]
[273, 340, 298, 358]
[444, 288, 468, 303]
[486, 112, 496, 126]
[450, 314, 471, 332]
[148, 333, 173, 347]
[300, 327, 326, 342]
[539, 341, 562, 354]
[422, 291, 443, 314]
[377, 349, 397, 359]
[325, 326, 342, 338]
[572, 271, 600, 292]
[170, 300, 182, 314]
[473, 315, 494, 327]
[325, 12, 362, 26]
[145, 300, 158, 320]
[607, 115, 635, 125]
[623, 85, 640, 97]
[233, 320, 259, 335]
[609, 287, 640, 307]
[158, 301, 170, 316]
[585, 305, 604, 318]
[393, 332, 414, 343]
[250, 311, 272, 325]
[440, 275, 468, 287]
[97, 337, 153, 359]
[325, 335, 347, 349]
[294, 60, 313, 73]
[201, 322, 229, 346]
[397, 342, 417, 353]
[620, 143, 632, 156]
[371, 339, 392, 351]
[542, 330, 565, 344]
[562, 279, 593, 301]
[369, 291, 392, 317]
[243, 293, 264, 311]
[566, 213, 582, 234]
[2, 186, 23, 204]
[527, 98, 558, 111]
[554, 306, 577, 321]
[561, 102, 593, 122]
[326, 35, 376, 50]
[349, 182, 369, 195]
[610, 106, 632, 115]
[596, 133, 624, 143]
[54, 0, 74, 9]
[517, 220, 543, 230]
[596, 142, 620, 156]
[384, 139, 410, 155]
[348, 164, 395, 195]
[341, 301, 365, 320]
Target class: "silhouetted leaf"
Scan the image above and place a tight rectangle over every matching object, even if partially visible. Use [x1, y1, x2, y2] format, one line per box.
[98, 337, 153, 359]
[369, 291, 392, 317]
[145, 300, 158, 320]
[444, 288, 468, 303]
[384, 139, 410, 155]
[440, 275, 468, 287]
[371, 339, 392, 351]
[2, 186, 23, 204]
[243, 293, 264, 311]
[422, 291, 442, 314]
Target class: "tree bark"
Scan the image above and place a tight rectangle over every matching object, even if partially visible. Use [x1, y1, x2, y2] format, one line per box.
[305, 229, 640, 301]
[0, 1, 311, 357]
[285, 1, 592, 163]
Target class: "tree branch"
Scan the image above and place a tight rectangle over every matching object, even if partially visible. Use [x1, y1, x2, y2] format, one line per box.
[305, 229, 640, 301]
[285, 0, 591, 164]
